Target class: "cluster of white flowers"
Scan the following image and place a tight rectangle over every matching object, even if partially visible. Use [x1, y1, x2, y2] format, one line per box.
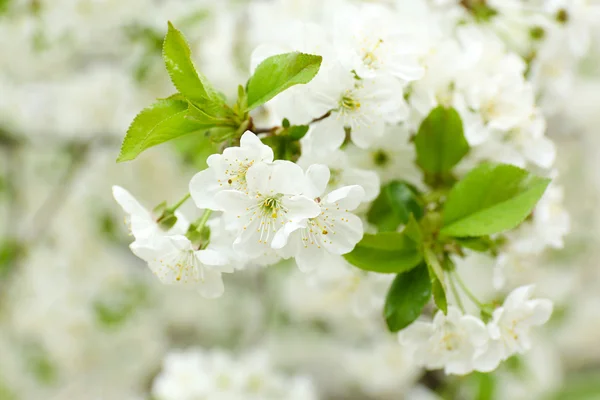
[116, 131, 367, 297]
[152, 347, 318, 400]
[2, 0, 600, 399]
[400, 285, 552, 375]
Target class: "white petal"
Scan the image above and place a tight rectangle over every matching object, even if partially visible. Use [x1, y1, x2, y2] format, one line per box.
[112, 186, 148, 217]
[246, 161, 306, 195]
[473, 340, 505, 372]
[350, 118, 385, 149]
[214, 190, 254, 215]
[444, 359, 474, 376]
[189, 168, 224, 211]
[342, 167, 380, 202]
[239, 131, 274, 162]
[304, 164, 330, 199]
[271, 221, 305, 250]
[505, 285, 535, 309]
[322, 213, 364, 255]
[285, 195, 321, 221]
[461, 315, 489, 347]
[528, 299, 553, 326]
[388, 59, 425, 82]
[301, 117, 346, 156]
[196, 249, 233, 272]
[323, 185, 365, 211]
[196, 269, 225, 299]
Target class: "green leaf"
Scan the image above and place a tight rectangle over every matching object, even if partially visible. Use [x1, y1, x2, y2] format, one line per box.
[431, 275, 447, 314]
[441, 163, 551, 237]
[455, 236, 495, 253]
[209, 126, 238, 142]
[186, 102, 234, 127]
[384, 263, 432, 332]
[117, 98, 210, 162]
[163, 22, 223, 107]
[414, 106, 469, 174]
[246, 52, 322, 110]
[368, 181, 424, 232]
[424, 247, 446, 293]
[288, 125, 309, 140]
[344, 231, 423, 274]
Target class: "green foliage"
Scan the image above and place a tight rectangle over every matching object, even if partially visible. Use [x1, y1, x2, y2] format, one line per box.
[414, 106, 469, 175]
[0, 0, 10, 15]
[287, 125, 310, 140]
[423, 247, 448, 314]
[117, 96, 210, 162]
[24, 343, 58, 385]
[94, 283, 149, 329]
[0, 380, 17, 400]
[550, 372, 600, 400]
[431, 273, 448, 314]
[246, 52, 322, 110]
[0, 240, 22, 279]
[344, 229, 423, 274]
[441, 163, 550, 237]
[367, 181, 424, 232]
[163, 22, 226, 111]
[473, 372, 496, 400]
[384, 263, 432, 332]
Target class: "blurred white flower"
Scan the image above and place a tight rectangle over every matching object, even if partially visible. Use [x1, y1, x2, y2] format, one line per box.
[131, 235, 232, 298]
[399, 307, 490, 375]
[475, 285, 553, 371]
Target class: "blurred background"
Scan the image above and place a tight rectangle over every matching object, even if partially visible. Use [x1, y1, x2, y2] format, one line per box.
[1, 0, 600, 399]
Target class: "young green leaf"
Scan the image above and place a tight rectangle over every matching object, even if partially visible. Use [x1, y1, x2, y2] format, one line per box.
[186, 102, 234, 127]
[414, 106, 469, 174]
[287, 125, 310, 140]
[384, 263, 432, 332]
[344, 231, 423, 274]
[117, 98, 209, 162]
[441, 163, 551, 237]
[246, 52, 322, 110]
[368, 181, 424, 232]
[163, 22, 229, 117]
[431, 274, 448, 314]
[424, 247, 446, 290]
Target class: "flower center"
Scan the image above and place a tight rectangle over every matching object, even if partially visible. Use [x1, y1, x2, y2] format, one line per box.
[223, 159, 254, 192]
[372, 149, 390, 166]
[340, 93, 361, 112]
[362, 38, 384, 68]
[260, 195, 282, 219]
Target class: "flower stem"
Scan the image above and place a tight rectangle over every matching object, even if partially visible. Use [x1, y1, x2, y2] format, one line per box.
[168, 193, 191, 213]
[195, 209, 213, 232]
[449, 273, 466, 313]
[453, 271, 484, 308]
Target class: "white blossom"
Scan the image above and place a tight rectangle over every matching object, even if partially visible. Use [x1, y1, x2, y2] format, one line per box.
[131, 235, 232, 298]
[474, 285, 553, 371]
[272, 164, 365, 272]
[112, 185, 188, 240]
[189, 131, 274, 211]
[399, 307, 489, 375]
[214, 161, 320, 257]
[301, 64, 408, 154]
